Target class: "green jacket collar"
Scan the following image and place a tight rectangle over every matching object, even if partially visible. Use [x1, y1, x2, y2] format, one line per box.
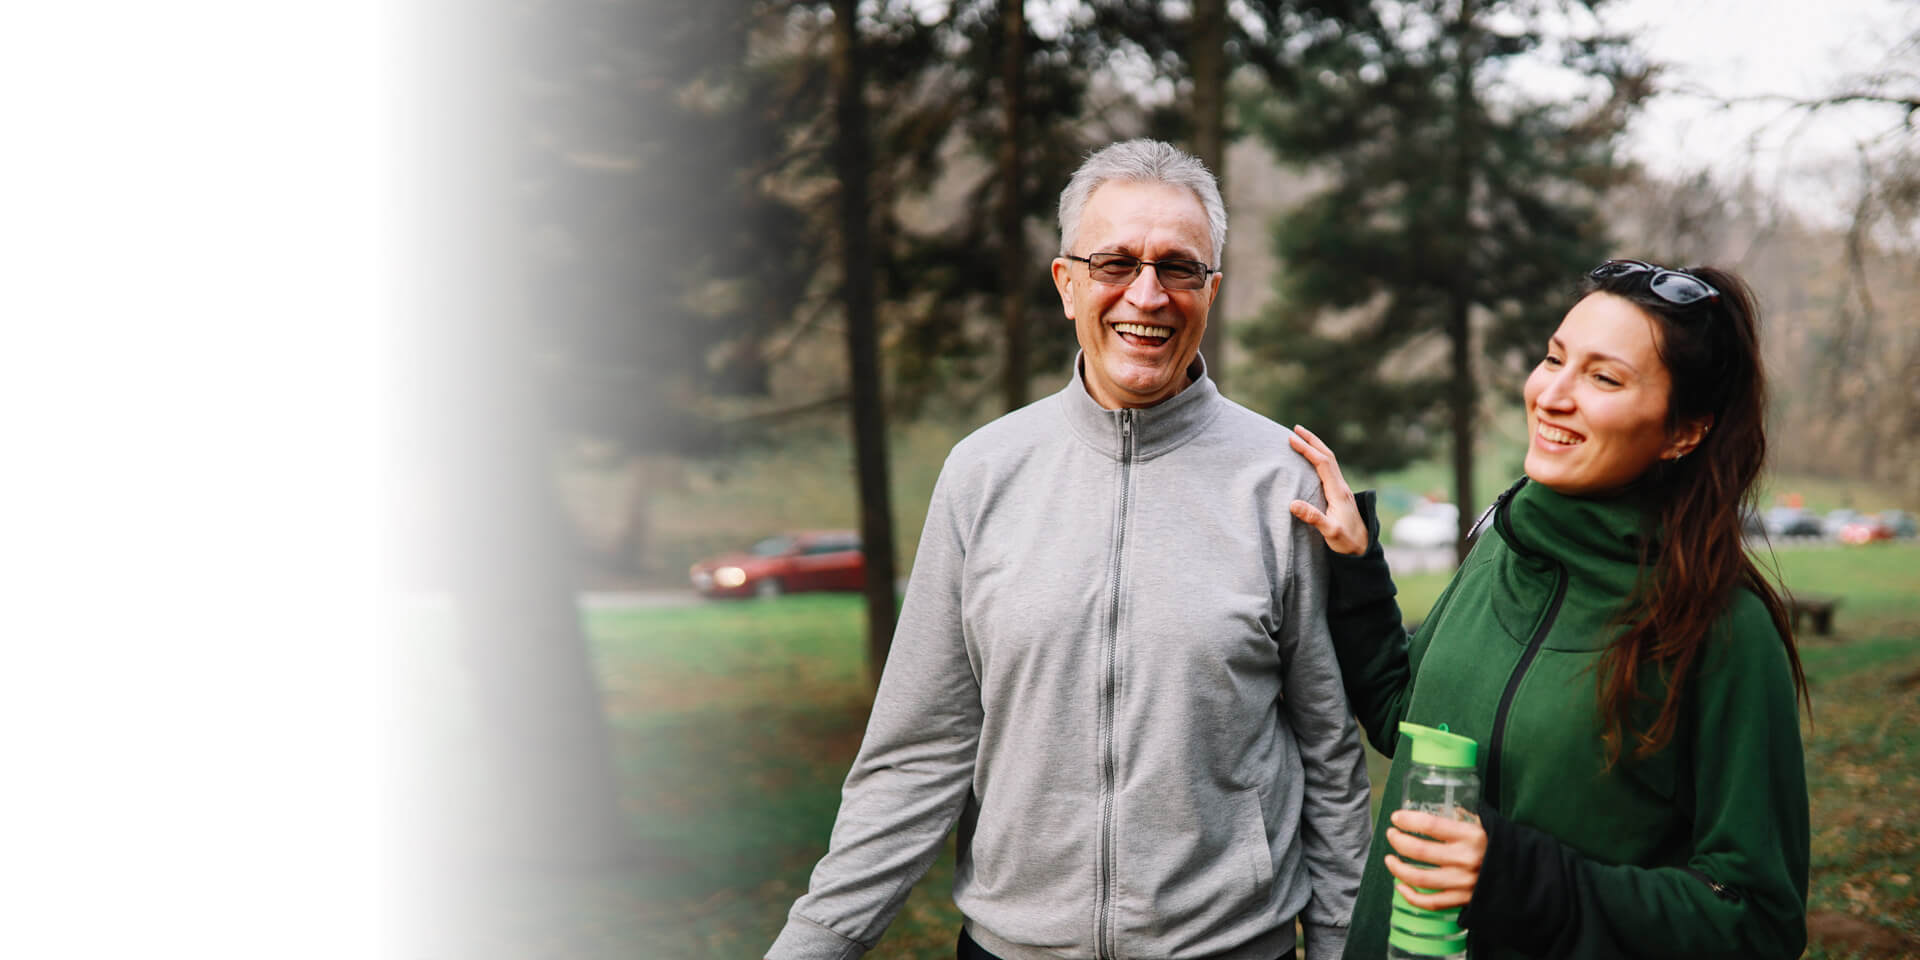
[1494, 479, 1654, 632]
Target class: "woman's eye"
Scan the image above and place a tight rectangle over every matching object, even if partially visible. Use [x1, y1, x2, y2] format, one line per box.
[1543, 354, 1562, 367]
[1594, 373, 1620, 386]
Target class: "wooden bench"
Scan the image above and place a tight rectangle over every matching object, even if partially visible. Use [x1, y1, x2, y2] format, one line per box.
[1790, 594, 1841, 636]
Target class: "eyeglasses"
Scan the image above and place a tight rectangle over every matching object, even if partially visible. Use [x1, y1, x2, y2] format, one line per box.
[1064, 252, 1215, 290]
[1589, 259, 1720, 306]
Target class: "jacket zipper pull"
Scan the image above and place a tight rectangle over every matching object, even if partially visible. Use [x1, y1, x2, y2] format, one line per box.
[1687, 868, 1744, 902]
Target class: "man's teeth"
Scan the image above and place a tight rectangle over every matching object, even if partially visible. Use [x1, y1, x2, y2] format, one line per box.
[1114, 322, 1173, 339]
[1538, 425, 1582, 445]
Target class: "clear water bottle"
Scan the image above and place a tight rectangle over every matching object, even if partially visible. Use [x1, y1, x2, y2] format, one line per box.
[1385, 721, 1480, 960]
[1400, 721, 1480, 822]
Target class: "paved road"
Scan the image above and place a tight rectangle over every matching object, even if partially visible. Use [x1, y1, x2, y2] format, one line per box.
[578, 589, 702, 610]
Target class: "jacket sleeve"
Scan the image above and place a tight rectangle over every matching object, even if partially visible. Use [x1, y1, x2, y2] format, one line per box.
[1464, 599, 1810, 960]
[1276, 478, 1376, 960]
[766, 463, 984, 960]
[1322, 491, 1428, 756]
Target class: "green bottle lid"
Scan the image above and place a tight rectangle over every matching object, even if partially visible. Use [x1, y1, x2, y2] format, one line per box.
[1387, 926, 1468, 956]
[1399, 721, 1478, 768]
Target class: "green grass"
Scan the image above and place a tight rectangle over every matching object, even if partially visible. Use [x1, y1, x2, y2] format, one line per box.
[590, 594, 961, 958]
[487, 543, 1920, 959]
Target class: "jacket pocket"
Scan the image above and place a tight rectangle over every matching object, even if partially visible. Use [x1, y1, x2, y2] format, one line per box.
[1231, 788, 1275, 892]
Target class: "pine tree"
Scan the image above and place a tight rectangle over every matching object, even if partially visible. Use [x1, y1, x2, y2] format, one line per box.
[1243, 0, 1650, 555]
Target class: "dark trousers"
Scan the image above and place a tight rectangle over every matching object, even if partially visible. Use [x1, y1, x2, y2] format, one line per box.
[957, 928, 1297, 960]
[956, 928, 1003, 960]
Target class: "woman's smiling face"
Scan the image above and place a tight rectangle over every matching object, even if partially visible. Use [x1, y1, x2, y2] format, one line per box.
[1523, 292, 1703, 496]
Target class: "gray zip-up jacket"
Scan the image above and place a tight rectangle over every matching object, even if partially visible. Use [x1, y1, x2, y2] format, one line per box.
[768, 358, 1371, 960]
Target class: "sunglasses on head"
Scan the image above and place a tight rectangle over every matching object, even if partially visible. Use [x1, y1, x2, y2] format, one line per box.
[1589, 259, 1720, 307]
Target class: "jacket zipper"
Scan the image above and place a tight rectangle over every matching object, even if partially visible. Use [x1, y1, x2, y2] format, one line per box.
[1686, 867, 1745, 902]
[1097, 411, 1132, 960]
[1483, 495, 1567, 810]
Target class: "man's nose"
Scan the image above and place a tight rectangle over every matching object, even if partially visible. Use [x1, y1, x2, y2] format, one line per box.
[1124, 262, 1171, 310]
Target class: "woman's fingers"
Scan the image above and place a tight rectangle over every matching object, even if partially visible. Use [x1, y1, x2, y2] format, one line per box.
[1287, 429, 1345, 489]
[1381, 812, 1485, 911]
[1290, 498, 1327, 529]
[1287, 424, 1370, 555]
[1383, 853, 1476, 893]
[1388, 869, 1475, 911]
[1385, 826, 1479, 869]
[1293, 422, 1334, 456]
[1389, 810, 1488, 846]
[1286, 431, 1328, 470]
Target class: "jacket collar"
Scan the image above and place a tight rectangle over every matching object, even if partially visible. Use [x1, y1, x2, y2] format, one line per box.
[1058, 352, 1222, 462]
[1496, 477, 1653, 592]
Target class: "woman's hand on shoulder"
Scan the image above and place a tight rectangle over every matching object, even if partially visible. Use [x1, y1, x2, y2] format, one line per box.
[1383, 809, 1487, 912]
[1287, 424, 1369, 556]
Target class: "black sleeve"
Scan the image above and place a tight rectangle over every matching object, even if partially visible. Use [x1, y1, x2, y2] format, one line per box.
[1463, 803, 1576, 957]
[1323, 490, 1415, 755]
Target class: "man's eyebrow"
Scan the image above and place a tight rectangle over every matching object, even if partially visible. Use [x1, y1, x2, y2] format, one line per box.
[1100, 243, 1204, 261]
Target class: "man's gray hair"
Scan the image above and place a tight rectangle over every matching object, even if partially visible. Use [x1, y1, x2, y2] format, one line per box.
[1057, 139, 1227, 264]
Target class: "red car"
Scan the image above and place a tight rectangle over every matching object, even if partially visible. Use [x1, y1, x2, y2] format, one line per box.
[1837, 515, 1895, 545]
[689, 530, 866, 599]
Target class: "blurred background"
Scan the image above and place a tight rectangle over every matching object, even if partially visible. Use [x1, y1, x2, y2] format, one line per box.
[382, 1, 1919, 957]
[7, 1, 1913, 958]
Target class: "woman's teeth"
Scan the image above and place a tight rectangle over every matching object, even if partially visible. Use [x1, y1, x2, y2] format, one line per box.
[1538, 424, 1582, 445]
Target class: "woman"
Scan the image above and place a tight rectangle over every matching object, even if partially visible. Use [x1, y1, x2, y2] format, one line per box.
[1285, 260, 1810, 960]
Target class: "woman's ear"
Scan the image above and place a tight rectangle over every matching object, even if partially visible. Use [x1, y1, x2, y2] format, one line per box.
[1662, 416, 1713, 460]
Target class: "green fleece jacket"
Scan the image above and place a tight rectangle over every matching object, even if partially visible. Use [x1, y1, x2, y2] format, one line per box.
[1328, 479, 1808, 960]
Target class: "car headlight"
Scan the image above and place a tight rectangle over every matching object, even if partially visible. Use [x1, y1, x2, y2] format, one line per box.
[714, 566, 747, 588]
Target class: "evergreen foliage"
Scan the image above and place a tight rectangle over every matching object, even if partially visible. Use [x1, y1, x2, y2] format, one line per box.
[1241, 0, 1650, 495]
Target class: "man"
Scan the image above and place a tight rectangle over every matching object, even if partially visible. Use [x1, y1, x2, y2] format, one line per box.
[767, 139, 1371, 960]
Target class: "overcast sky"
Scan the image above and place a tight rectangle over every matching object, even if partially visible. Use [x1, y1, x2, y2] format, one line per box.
[1604, 0, 1918, 221]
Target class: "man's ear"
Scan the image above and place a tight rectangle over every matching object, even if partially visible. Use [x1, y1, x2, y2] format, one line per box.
[1051, 258, 1075, 319]
[1662, 416, 1712, 460]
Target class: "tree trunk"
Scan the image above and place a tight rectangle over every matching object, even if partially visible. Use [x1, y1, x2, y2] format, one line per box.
[1450, 0, 1479, 563]
[830, 0, 901, 686]
[998, 0, 1030, 412]
[1191, 0, 1228, 390]
[612, 458, 654, 577]
[393, 0, 634, 910]
[1448, 297, 1476, 563]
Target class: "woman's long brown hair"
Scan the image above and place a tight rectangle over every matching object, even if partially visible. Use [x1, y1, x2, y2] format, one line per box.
[1586, 265, 1811, 764]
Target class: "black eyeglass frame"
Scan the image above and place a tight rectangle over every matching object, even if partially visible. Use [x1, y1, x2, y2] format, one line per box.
[1063, 252, 1217, 291]
[1589, 259, 1721, 307]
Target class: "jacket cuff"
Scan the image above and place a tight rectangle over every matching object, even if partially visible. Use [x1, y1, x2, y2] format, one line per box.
[766, 914, 866, 960]
[1464, 803, 1573, 956]
[1300, 921, 1349, 960]
[1326, 491, 1397, 612]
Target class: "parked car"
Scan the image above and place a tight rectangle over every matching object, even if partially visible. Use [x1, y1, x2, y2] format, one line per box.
[1880, 510, 1918, 539]
[1390, 500, 1459, 549]
[1837, 514, 1894, 545]
[1820, 509, 1863, 540]
[689, 530, 865, 599]
[1764, 506, 1822, 538]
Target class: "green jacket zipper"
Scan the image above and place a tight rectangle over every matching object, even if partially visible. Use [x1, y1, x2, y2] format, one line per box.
[1097, 410, 1132, 959]
[1686, 867, 1746, 903]
[1484, 491, 1568, 810]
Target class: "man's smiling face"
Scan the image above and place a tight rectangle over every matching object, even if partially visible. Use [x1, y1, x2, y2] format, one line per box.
[1052, 180, 1220, 409]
